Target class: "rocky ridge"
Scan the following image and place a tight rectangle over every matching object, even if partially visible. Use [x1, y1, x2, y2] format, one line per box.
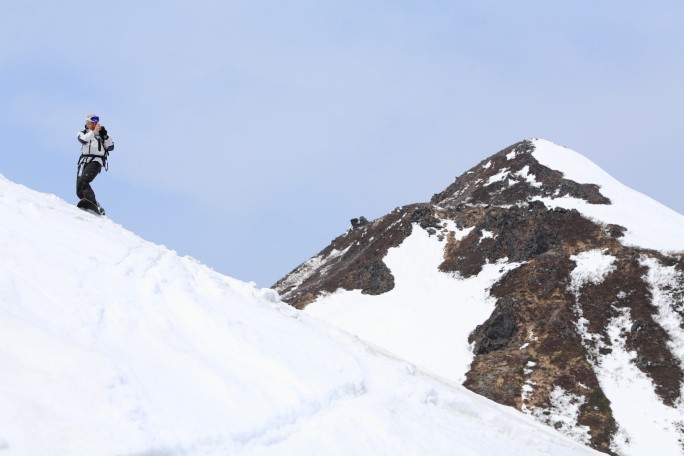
[273, 140, 684, 455]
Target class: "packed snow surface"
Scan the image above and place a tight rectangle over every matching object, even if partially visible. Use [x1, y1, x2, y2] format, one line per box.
[532, 138, 684, 252]
[0, 174, 601, 455]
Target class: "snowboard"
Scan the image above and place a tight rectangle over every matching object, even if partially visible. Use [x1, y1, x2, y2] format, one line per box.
[77, 198, 104, 216]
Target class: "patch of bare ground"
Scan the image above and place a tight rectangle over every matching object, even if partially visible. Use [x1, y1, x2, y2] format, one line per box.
[452, 202, 683, 453]
[448, 205, 625, 453]
[465, 254, 617, 454]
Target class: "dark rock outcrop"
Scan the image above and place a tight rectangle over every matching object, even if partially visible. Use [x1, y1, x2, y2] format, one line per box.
[470, 297, 518, 355]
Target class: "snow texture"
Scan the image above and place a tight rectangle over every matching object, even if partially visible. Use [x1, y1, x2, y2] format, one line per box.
[568, 249, 617, 295]
[640, 256, 684, 369]
[0, 174, 600, 455]
[486, 168, 510, 186]
[528, 386, 592, 446]
[515, 165, 543, 188]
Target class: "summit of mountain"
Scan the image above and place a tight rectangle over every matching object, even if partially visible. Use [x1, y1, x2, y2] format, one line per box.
[274, 139, 684, 455]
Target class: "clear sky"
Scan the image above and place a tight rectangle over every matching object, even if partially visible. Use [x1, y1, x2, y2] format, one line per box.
[2, 1, 683, 287]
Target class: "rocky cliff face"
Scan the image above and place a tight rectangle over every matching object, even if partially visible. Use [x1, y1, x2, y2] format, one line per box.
[273, 140, 684, 455]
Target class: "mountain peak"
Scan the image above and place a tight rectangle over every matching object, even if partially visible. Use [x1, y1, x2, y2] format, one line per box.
[431, 139, 610, 210]
[274, 139, 684, 455]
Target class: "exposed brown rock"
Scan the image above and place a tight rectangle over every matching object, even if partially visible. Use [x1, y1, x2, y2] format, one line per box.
[580, 254, 684, 406]
[479, 255, 618, 454]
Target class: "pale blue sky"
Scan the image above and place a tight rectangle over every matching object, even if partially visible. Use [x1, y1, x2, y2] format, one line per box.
[2, 1, 683, 286]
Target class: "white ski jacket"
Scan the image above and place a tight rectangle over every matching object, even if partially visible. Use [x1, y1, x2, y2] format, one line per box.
[77, 129, 114, 167]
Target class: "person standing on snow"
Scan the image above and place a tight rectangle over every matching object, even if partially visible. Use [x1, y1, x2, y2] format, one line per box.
[76, 114, 114, 215]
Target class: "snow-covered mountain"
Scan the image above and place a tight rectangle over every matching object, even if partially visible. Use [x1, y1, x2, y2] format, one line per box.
[0, 173, 602, 455]
[274, 139, 684, 456]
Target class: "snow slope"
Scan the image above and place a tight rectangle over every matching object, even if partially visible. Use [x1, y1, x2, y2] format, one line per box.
[0, 174, 600, 455]
[531, 138, 684, 252]
[305, 224, 521, 384]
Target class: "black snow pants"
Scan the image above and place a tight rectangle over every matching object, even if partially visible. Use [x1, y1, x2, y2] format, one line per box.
[76, 161, 102, 205]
